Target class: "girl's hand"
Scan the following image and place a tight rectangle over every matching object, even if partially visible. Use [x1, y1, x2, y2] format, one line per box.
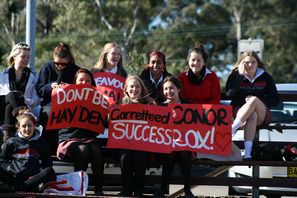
[51, 82, 66, 88]
[171, 109, 177, 119]
[51, 82, 59, 88]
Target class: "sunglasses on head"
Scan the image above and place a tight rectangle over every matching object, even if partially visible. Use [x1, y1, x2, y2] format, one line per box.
[54, 62, 69, 67]
[14, 42, 30, 51]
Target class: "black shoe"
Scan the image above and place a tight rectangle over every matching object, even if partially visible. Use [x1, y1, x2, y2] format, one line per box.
[185, 190, 195, 198]
[14, 183, 31, 192]
[243, 157, 253, 161]
[1, 143, 6, 151]
[94, 189, 104, 196]
[1, 124, 16, 143]
[0, 183, 15, 193]
[118, 190, 133, 197]
[133, 189, 143, 197]
[12, 106, 27, 117]
[153, 189, 164, 198]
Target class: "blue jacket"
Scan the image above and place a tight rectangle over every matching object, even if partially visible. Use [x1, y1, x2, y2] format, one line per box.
[0, 67, 40, 109]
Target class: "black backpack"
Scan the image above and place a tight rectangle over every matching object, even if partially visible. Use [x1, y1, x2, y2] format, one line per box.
[252, 143, 283, 161]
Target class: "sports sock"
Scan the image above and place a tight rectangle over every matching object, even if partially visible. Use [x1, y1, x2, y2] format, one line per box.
[244, 140, 253, 158]
[232, 118, 243, 136]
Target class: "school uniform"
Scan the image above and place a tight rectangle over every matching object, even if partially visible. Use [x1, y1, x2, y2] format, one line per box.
[118, 96, 155, 197]
[225, 68, 279, 108]
[0, 67, 40, 124]
[36, 62, 80, 106]
[157, 99, 193, 197]
[179, 67, 221, 104]
[35, 62, 80, 154]
[91, 65, 128, 78]
[0, 128, 55, 192]
[140, 68, 172, 105]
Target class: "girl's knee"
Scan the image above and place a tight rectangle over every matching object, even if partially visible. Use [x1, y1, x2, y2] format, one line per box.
[90, 142, 101, 150]
[247, 96, 259, 104]
[69, 144, 89, 156]
[78, 144, 89, 152]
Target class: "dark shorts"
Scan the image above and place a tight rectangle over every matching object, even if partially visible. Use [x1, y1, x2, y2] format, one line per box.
[233, 105, 272, 127]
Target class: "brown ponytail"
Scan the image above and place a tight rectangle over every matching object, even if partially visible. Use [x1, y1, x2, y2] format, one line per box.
[187, 43, 208, 63]
[53, 42, 75, 64]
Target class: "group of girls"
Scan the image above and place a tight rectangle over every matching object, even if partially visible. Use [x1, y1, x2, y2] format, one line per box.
[0, 41, 279, 198]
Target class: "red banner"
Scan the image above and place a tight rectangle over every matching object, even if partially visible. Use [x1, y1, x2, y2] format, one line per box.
[107, 104, 232, 155]
[93, 72, 126, 105]
[46, 84, 109, 134]
[107, 104, 173, 153]
[169, 104, 232, 155]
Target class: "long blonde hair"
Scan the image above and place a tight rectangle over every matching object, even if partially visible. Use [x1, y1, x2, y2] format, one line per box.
[233, 50, 266, 72]
[93, 42, 127, 77]
[122, 75, 155, 105]
[7, 42, 30, 67]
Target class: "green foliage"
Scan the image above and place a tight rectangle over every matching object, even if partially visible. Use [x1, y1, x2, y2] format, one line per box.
[0, 0, 27, 68]
[0, 0, 296, 85]
[124, 50, 147, 76]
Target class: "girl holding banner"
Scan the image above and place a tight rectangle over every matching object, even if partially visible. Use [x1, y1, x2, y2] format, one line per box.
[225, 51, 279, 160]
[140, 51, 172, 104]
[92, 42, 127, 105]
[56, 69, 107, 196]
[154, 76, 194, 198]
[92, 42, 127, 77]
[35, 42, 80, 154]
[36, 42, 80, 111]
[118, 75, 155, 197]
[178, 43, 221, 104]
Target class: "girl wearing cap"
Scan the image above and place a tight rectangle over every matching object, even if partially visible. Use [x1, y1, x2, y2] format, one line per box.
[0, 42, 40, 149]
[140, 51, 172, 104]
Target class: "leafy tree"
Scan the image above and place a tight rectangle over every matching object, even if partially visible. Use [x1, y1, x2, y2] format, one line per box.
[148, 0, 233, 76]
[224, 0, 297, 83]
[0, 0, 296, 84]
[247, 0, 297, 82]
[0, 0, 26, 67]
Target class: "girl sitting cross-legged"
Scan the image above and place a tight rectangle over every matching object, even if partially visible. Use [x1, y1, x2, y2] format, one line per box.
[0, 107, 56, 193]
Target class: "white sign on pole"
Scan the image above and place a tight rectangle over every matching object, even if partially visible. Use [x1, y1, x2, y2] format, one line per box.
[238, 39, 264, 59]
